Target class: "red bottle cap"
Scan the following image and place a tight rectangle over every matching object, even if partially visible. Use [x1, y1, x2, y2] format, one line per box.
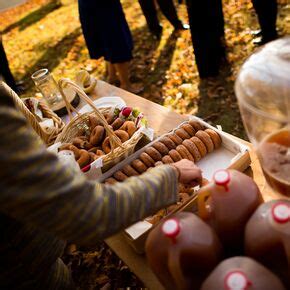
[162, 218, 180, 239]
[224, 271, 251, 290]
[271, 202, 290, 224]
[214, 170, 231, 189]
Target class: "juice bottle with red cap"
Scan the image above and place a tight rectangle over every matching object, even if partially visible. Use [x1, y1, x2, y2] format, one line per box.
[201, 256, 286, 290]
[145, 212, 223, 290]
[197, 169, 263, 255]
[245, 200, 290, 287]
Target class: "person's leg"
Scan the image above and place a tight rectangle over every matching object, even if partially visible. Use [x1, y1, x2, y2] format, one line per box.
[186, 0, 224, 78]
[107, 61, 118, 84]
[138, 0, 162, 37]
[251, 0, 277, 43]
[114, 62, 143, 94]
[216, 0, 225, 38]
[0, 40, 17, 90]
[157, 0, 188, 29]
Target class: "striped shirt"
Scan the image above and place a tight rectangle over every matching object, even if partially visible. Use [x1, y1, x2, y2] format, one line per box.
[0, 82, 178, 289]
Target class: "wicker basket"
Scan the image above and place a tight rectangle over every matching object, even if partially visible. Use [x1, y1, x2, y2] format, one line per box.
[2, 82, 65, 146]
[56, 78, 146, 171]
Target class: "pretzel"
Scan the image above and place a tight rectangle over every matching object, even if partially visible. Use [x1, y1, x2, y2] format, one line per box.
[90, 125, 105, 146]
[77, 149, 91, 168]
[89, 114, 100, 129]
[72, 136, 93, 150]
[119, 121, 137, 137]
[59, 144, 80, 159]
[111, 117, 125, 130]
[103, 112, 115, 125]
[102, 130, 129, 154]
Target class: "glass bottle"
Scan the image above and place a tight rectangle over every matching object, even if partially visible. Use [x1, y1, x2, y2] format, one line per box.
[31, 68, 62, 106]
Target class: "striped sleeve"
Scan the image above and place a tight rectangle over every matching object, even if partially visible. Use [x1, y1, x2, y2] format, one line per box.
[0, 96, 178, 245]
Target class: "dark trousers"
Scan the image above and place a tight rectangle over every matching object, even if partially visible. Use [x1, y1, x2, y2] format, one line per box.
[186, 0, 225, 78]
[0, 41, 16, 90]
[252, 0, 277, 41]
[138, 0, 182, 32]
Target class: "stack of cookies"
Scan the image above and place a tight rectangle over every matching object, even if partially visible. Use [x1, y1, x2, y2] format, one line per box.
[104, 119, 222, 224]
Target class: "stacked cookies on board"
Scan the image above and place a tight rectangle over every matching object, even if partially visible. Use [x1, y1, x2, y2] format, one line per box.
[104, 119, 222, 224]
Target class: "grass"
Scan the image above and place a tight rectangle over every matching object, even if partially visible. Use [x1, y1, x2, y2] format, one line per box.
[1, 0, 290, 140]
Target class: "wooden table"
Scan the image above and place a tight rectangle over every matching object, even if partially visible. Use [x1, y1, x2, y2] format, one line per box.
[88, 80, 286, 290]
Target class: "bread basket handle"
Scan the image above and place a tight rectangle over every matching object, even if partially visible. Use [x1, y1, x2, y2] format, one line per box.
[58, 78, 123, 150]
[1, 81, 50, 143]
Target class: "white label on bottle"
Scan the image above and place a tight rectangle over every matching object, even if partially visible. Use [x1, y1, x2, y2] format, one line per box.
[272, 203, 290, 223]
[214, 170, 230, 184]
[162, 219, 179, 237]
[225, 272, 248, 290]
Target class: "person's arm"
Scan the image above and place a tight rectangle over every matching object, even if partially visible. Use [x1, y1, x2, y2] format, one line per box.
[0, 85, 179, 245]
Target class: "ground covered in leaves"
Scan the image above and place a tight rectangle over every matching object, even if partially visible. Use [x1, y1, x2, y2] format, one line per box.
[1, 0, 290, 288]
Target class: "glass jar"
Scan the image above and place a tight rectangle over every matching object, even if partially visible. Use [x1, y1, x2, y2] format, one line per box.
[31, 68, 62, 106]
[235, 37, 290, 196]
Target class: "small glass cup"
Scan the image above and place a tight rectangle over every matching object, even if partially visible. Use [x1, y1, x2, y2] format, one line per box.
[235, 37, 290, 196]
[31, 68, 62, 106]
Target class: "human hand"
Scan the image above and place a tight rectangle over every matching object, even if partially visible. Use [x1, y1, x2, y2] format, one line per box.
[171, 159, 202, 187]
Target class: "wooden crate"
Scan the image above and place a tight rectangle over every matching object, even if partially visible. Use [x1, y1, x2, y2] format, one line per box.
[98, 116, 251, 253]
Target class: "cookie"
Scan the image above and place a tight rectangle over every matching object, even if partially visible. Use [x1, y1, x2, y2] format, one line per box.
[190, 136, 207, 157]
[182, 139, 202, 162]
[113, 171, 128, 182]
[122, 164, 139, 176]
[152, 141, 169, 155]
[161, 155, 174, 164]
[139, 152, 155, 167]
[195, 130, 214, 153]
[181, 123, 196, 136]
[168, 133, 183, 146]
[176, 144, 194, 161]
[159, 136, 176, 150]
[145, 147, 163, 161]
[104, 177, 118, 185]
[175, 128, 191, 140]
[169, 149, 183, 162]
[131, 159, 148, 173]
[205, 128, 222, 149]
[188, 119, 205, 131]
